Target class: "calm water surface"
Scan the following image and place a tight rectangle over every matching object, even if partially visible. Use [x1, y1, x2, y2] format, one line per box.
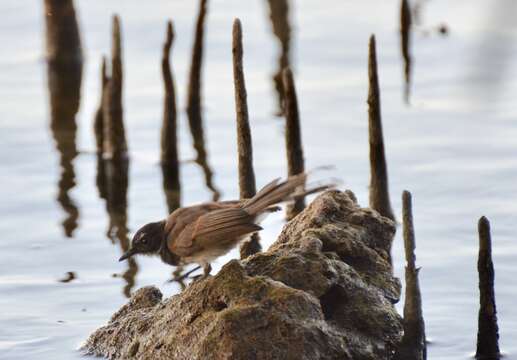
[1, 1, 517, 359]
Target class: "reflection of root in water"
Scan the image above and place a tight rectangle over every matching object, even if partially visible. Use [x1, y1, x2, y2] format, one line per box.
[47, 62, 82, 238]
[55, 138, 79, 237]
[266, 0, 291, 116]
[105, 158, 139, 298]
[122, 258, 138, 298]
[186, 0, 220, 201]
[44, 0, 83, 238]
[96, 156, 138, 298]
[161, 21, 182, 213]
[162, 175, 181, 214]
[91, 13, 136, 298]
[195, 154, 220, 201]
[400, 0, 412, 105]
[58, 271, 77, 283]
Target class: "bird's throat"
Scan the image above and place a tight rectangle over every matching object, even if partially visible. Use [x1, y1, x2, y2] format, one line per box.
[159, 245, 181, 266]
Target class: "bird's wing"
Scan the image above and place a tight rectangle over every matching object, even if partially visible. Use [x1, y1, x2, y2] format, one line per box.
[194, 208, 261, 241]
[165, 202, 223, 235]
[169, 207, 261, 257]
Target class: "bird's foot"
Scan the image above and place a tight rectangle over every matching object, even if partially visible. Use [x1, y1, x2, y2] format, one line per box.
[166, 265, 202, 284]
[191, 263, 212, 282]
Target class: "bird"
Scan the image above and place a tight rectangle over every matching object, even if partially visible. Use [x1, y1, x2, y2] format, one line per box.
[119, 173, 328, 279]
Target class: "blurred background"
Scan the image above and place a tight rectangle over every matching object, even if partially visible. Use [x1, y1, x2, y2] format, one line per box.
[1, 0, 517, 359]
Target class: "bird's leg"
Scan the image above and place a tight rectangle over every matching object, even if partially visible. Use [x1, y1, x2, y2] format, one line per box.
[192, 263, 212, 281]
[202, 263, 212, 278]
[166, 265, 202, 283]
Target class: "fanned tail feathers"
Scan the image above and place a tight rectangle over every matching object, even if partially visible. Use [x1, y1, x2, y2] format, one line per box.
[242, 173, 334, 216]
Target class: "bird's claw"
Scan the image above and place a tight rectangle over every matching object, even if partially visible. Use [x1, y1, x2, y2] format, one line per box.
[166, 265, 202, 284]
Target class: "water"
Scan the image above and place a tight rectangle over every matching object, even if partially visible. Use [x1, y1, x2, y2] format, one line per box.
[1, 0, 517, 359]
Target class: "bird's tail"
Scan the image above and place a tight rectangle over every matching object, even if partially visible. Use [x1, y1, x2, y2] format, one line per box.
[242, 173, 334, 216]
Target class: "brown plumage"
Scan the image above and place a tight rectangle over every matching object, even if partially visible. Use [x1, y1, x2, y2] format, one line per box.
[119, 174, 321, 278]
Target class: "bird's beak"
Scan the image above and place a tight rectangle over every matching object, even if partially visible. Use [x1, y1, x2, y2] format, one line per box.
[119, 248, 136, 262]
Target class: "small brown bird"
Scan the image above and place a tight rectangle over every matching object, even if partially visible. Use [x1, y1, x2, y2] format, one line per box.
[119, 174, 323, 278]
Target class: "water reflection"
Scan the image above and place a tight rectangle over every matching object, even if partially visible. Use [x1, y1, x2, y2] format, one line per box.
[412, 0, 426, 27]
[266, 0, 292, 116]
[94, 57, 108, 153]
[92, 15, 138, 297]
[400, 0, 412, 104]
[46, 16, 82, 237]
[161, 21, 181, 214]
[96, 155, 137, 298]
[48, 79, 80, 238]
[58, 271, 77, 283]
[95, 84, 137, 298]
[186, 0, 220, 201]
[162, 165, 181, 214]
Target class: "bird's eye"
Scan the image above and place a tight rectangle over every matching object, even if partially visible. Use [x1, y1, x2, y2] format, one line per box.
[134, 232, 147, 246]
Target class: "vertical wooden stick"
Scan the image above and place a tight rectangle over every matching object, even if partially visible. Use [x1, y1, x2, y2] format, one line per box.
[90, 14, 135, 297]
[476, 216, 500, 359]
[394, 191, 426, 360]
[111, 15, 123, 106]
[282, 67, 305, 220]
[232, 18, 261, 258]
[368, 35, 395, 222]
[400, 0, 412, 104]
[186, 0, 220, 200]
[232, 19, 256, 200]
[161, 20, 181, 213]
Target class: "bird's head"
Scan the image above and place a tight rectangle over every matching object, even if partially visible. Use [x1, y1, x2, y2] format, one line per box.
[119, 221, 164, 261]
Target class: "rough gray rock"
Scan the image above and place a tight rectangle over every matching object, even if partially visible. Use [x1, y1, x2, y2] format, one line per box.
[83, 190, 403, 359]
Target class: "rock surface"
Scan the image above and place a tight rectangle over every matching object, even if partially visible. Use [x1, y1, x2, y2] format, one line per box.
[83, 190, 403, 359]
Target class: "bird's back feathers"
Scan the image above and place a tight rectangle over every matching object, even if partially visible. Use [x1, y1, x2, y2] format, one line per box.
[166, 173, 323, 263]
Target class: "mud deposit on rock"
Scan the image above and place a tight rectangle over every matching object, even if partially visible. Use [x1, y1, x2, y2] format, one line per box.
[83, 190, 402, 359]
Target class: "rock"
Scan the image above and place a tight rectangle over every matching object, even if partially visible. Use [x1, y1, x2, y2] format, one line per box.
[82, 190, 403, 359]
